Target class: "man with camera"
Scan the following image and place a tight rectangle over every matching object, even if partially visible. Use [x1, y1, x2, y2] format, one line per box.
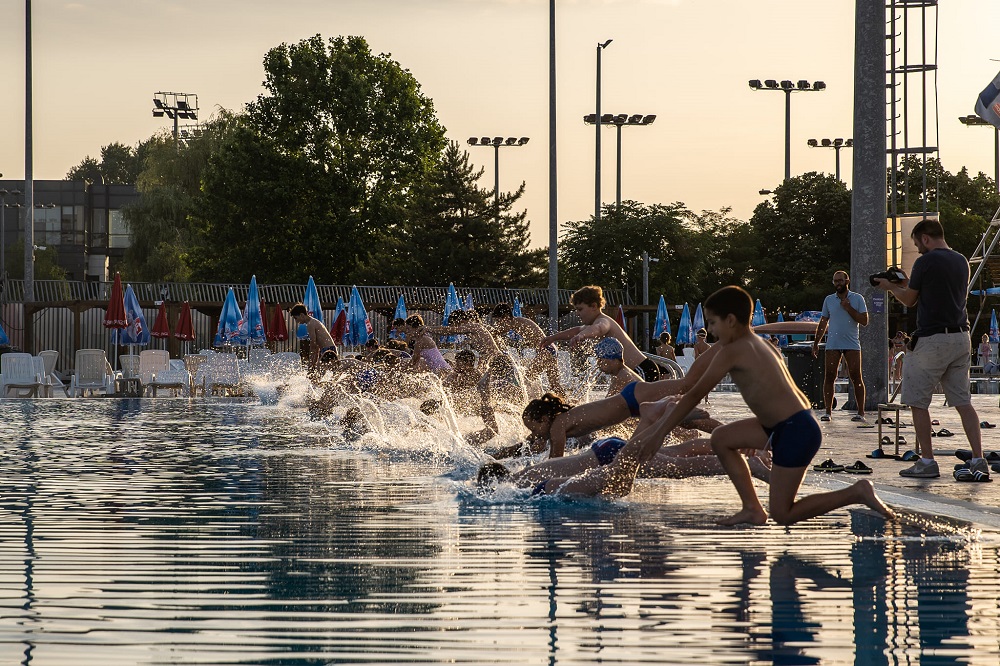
[812, 271, 869, 422]
[874, 218, 990, 481]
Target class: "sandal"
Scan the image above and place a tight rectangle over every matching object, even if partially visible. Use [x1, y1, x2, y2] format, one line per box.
[844, 460, 873, 474]
[981, 421, 997, 429]
[880, 436, 892, 447]
[955, 449, 973, 461]
[986, 451, 1000, 462]
[954, 467, 993, 482]
[901, 450, 920, 462]
[931, 419, 940, 426]
[813, 458, 844, 472]
[936, 428, 955, 437]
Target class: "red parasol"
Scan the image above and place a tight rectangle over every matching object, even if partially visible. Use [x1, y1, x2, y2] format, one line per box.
[174, 301, 196, 341]
[103, 272, 128, 329]
[614, 305, 627, 330]
[267, 302, 289, 342]
[331, 309, 348, 342]
[151, 301, 171, 339]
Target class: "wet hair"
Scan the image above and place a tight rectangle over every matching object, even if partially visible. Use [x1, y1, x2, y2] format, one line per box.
[491, 303, 514, 319]
[392, 317, 406, 328]
[912, 218, 944, 239]
[420, 399, 441, 415]
[477, 462, 512, 487]
[319, 349, 339, 364]
[405, 314, 424, 328]
[658, 332, 672, 345]
[289, 303, 307, 317]
[368, 349, 393, 364]
[696, 328, 707, 337]
[384, 339, 408, 351]
[522, 392, 574, 422]
[704, 286, 753, 325]
[455, 349, 476, 365]
[447, 310, 469, 326]
[571, 285, 606, 308]
[365, 338, 380, 349]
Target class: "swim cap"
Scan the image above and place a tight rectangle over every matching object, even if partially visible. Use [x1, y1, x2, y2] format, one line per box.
[594, 337, 624, 360]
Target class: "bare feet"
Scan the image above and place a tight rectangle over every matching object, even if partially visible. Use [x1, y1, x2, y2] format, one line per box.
[854, 480, 896, 521]
[717, 507, 768, 526]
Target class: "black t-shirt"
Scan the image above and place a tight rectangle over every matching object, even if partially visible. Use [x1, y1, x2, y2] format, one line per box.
[908, 247, 969, 336]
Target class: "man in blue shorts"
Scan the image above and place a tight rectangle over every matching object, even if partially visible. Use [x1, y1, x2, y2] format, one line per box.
[812, 271, 869, 422]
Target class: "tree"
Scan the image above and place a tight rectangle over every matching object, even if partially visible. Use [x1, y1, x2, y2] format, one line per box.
[65, 141, 152, 184]
[372, 141, 545, 286]
[195, 34, 446, 283]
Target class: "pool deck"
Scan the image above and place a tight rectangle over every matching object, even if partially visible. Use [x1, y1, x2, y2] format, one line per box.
[704, 392, 1000, 529]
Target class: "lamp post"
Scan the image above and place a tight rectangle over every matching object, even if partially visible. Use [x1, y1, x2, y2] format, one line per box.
[642, 251, 659, 351]
[959, 114, 1000, 194]
[152, 92, 199, 147]
[584, 113, 656, 210]
[807, 137, 854, 182]
[748, 79, 826, 181]
[467, 136, 530, 222]
[548, 0, 558, 331]
[594, 39, 612, 222]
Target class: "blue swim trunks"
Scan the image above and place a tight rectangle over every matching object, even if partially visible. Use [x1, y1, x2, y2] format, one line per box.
[620, 381, 641, 417]
[591, 436, 628, 465]
[762, 409, 822, 468]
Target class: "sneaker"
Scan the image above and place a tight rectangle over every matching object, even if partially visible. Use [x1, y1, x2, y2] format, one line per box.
[900, 459, 940, 478]
[820, 414, 831, 422]
[955, 458, 992, 482]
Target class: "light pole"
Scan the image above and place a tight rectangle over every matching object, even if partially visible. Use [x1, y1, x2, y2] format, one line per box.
[584, 113, 656, 210]
[152, 92, 199, 147]
[749, 79, 826, 181]
[594, 39, 612, 222]
[548, 0, 558, 331]
[467, 136, 530, 222]
[807, 137, 853, 182]
[959, 114, 1000, 194]
[1, 188, 23, 289]
[642, 251, 659, 351]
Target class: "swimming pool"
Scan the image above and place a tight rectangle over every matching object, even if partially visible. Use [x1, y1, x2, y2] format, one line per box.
[1, 398, 998, 665]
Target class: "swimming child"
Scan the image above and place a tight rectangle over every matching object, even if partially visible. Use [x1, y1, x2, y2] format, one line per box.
[593, 337, 644, 397]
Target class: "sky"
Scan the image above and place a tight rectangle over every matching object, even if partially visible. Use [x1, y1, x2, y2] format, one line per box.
[1, 0, 999, 250]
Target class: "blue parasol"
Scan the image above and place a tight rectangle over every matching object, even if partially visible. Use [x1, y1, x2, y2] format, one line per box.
[751, 299, 766, 327]
[512, 296, 523, 318]
[991, 310, 999, 343]
[776, 312, 789, 348]
[297, 276, 323, 340]
[442, 283, 462, 343]
[464, 293, 474, 311]
[653, 296, 670, 338]
[214, 287, 244, 347]
[693, 303, 705, 332]
[117, 284, 151, 347]
[795, 310, 823, 323]
[676, 303, 694, 345]
[238, 275, 266, 346]
[0, 318, 8, 346]
[344, 285, 372, 347]
[389, 294, 407, 338]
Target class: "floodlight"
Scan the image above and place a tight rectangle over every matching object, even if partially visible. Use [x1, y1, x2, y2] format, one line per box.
[813, 81, 826, 90]
[833, 138, 844, 146]
[780, 80, 794, 90]
[821, 138, 832, 147]
[749, 79, 762, 89]
[764, 79, 779, 89]
[807, 139, 818, 147]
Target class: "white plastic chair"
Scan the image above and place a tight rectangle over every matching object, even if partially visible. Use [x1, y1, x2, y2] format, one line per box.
[197, 353, 243, 396]
[119, 354, 141, 379]
[1, 353, 43, 397]
[70, 349, 116, 397]
[38, 350, 69, 397]
[138, 349, 171, 385]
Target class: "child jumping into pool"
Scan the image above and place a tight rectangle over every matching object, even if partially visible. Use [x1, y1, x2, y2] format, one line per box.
[554, 285, 895, 526]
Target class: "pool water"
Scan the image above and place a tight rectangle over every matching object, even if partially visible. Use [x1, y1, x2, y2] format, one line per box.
[2, 398, 999, 665]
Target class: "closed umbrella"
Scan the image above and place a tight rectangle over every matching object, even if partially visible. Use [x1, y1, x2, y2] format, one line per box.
[752, 299, 766, 327]
[512, 296, 523, 318]
[151, 301, 171, 348]
[464, 293, 474, 311]
[103, 272, 129, 369]
[0, 318, 8, 346]
[614, 305, 626, 330]
[442, 283, 462, 343]
[118, 284, 151, 348]
[174, 301, 196, 354]
[653, 296, 671, 338]
[344, 285, 373, 347]
[676, 303, 694, 345]
[267, 303, 288, 342]
[991, 310, 999, 343]
[693, 303, 705, 332]
[214, 288, 244, 347]
[297, 276, 323, 340]
[389, 294, 407, 339]
[238, 275, 266, 346]
[775, 312, 789, 348]
[332, 297, 347, 344]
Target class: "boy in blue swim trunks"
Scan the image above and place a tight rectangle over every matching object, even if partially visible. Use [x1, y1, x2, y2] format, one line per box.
[558, 286, 895, 526]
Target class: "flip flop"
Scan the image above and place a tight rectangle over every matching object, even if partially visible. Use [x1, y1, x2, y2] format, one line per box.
[901, 450, 920, 462]
[986, 451, 1000, 462]
[954, 467, 993, 482]
[992, 462, 1000, 473]
[844, 460, 873, 474]
[813, 458, 844, 472]
[880, 436, 892, 447]
[880, 417, 894, 424]
[955, 449, 973, 461]
[936, 428, 955, 437]
[981, 421, 997, 429]
[931, 419, 941, 426]
[857, 422, 876, 429]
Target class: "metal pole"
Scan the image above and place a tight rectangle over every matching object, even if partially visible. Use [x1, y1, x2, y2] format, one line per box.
[24, 0, 34, 305]
[835, 145, 841, 182]
[547, 0, 559, 331]
[595, 44, 602, 222]
[784, 89, 791, 181]
[995, 128, 999, 195]
[642, 251, 649, 351]
[616, 123, 622, 210]
[494, 143, 500, 224]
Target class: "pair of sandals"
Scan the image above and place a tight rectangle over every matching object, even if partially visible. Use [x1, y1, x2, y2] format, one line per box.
[930, 428, 954, 437]
[813, 458, 873, 474]
[955, 449, 1000, 462]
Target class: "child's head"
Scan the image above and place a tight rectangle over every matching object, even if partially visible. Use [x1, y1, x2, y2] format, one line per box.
[659, 332, 672, 345]
[491, 303, 514, 321]
[448, 310, 469, 326]
[289, 303, 308, 322]
[704, 286, 753, 333]
[521, 392, 573, 437]
[594, 337, 625, 373]
[571, 286, 606, 324]
[405, 314, 424, 330]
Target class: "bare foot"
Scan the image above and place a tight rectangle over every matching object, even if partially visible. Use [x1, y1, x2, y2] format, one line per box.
[717, 507, 768, 526]
[854, 480, 896, 521]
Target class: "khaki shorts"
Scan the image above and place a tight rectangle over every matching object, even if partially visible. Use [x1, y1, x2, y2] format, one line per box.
[901, 331, 972, 409]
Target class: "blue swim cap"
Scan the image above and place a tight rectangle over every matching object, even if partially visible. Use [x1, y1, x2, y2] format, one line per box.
[594, 337, 624, 360]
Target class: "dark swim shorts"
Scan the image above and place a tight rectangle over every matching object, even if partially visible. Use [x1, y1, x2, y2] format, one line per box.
[620, 381, 641, 417]
[591, 436, 628, 465]
[762, 409, 822, 468]
[635, 357, 661, 382]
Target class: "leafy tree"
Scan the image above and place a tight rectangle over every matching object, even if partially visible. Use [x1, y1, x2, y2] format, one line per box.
[65, 141, 152, 184]
[194, 34, 446, 283]
[372, 141, 544, 286]
[4, 235, 66, 281]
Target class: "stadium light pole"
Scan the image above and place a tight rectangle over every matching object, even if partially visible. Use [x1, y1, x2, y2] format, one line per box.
[152, 92, 199, 148]
[467, 137, 530, 223]
[594, 39, 612, 222]
[807, 137, 854, 182]
[749, 79, 826, 181]
[584, 113, 656, 210]
[959, 114, 1000, 194]
[548, 0, 558, 331]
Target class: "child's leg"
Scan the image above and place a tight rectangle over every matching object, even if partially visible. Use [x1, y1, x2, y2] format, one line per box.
[711, 418, 770, 525]
[768, 466, 894, 525]
[512, 450, 601, 486]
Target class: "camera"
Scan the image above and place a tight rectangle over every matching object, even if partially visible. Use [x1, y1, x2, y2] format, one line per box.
[869, 267, 907, 286]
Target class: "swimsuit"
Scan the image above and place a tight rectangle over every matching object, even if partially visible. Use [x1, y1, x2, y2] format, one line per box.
[635, 358, 661, 382]
[762, 409, 822, 468]
[420, 346, 452, 372]
[620, 381, 641, 417]
[590, 436, 629, 465]
[320, 346, 336, 354]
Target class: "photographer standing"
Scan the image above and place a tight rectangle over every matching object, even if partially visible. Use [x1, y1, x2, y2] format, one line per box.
[812, 271, 869, 422]
[875, 218, 990, 481]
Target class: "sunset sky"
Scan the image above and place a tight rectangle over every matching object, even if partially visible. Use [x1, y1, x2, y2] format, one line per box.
[1, 0, 998, 249]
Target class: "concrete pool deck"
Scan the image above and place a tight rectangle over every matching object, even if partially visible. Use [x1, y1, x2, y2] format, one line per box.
[703, 392, 1000, 529]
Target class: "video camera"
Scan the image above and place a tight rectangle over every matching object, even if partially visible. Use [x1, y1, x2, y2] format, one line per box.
[869, 267, 907, 287]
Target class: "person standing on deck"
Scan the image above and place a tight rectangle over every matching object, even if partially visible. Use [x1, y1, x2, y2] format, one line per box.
[812, 271, 869, 422]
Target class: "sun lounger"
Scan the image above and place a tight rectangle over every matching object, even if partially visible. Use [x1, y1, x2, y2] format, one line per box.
[69, 349, 116, 397]
[1, 352, 43, 398]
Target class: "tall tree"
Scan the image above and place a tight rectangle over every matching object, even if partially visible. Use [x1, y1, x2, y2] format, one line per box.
[372, 141, 544, 286]
[195, 34, 446, 283]
[65, 141, 152, 184]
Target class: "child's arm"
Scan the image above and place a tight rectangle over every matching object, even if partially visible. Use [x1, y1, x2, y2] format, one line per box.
[569, 319, 612, 346]
[541, 326, 583, 346]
